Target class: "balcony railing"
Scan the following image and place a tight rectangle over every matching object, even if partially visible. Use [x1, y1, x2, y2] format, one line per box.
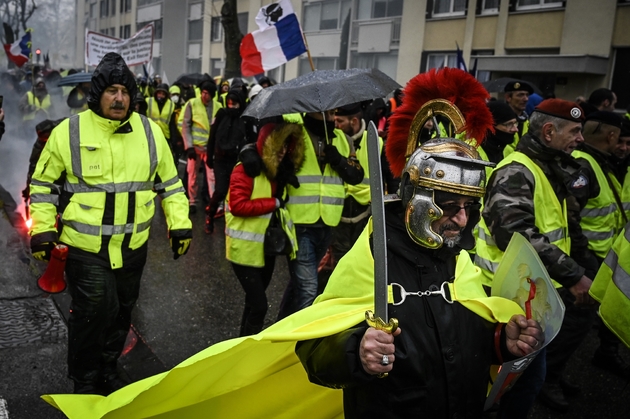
[350, 17, 402, 47]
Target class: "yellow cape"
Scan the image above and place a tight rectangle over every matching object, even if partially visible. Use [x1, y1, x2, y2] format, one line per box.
[43, 219, 522, 418]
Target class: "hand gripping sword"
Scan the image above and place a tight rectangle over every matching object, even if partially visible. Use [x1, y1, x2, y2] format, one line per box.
[365, 121, 398, 341]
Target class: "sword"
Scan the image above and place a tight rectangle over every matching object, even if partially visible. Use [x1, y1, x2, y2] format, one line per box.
[365, 121, 398, 336]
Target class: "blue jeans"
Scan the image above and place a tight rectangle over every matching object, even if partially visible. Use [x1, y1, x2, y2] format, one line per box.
[277, 225, 332, 320]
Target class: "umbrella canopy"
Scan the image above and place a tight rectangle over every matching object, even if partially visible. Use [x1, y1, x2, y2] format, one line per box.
[482, 77, 543, 96]
[57, 72, 93, 87]
[242, 68, 401, 120]
[174, 73, 206, 86]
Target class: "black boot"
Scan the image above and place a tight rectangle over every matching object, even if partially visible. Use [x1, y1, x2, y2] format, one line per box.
[538, 382, 569, 412]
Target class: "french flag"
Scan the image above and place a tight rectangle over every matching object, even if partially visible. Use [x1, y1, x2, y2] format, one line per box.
[240, 0, 307, 77]
[3, 31, 31, 68]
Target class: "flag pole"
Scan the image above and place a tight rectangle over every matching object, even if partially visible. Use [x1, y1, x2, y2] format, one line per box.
[301, 32, 315, 72]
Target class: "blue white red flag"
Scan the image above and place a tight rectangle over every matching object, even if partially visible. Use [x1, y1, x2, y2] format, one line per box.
[240, 0, 307, 77]
[3, 30, 31, 67]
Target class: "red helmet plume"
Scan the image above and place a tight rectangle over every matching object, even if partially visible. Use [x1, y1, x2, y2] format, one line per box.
[386, 68, 493, 177]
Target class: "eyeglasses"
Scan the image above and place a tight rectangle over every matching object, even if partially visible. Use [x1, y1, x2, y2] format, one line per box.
[438, 202, 481, 217]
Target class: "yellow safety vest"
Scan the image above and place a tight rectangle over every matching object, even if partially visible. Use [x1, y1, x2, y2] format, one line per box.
[177, 97, 220, 148]
[24, 91, 51, 121]
[29, 111, 191, 269]
[347, 130, 382, 206]
[146, 97, 174, 139]
[475, 152, 570, 288]
[572, 150, 623, 259]
[503, 119, 529, 157]
[622, 168, 630, 222]
[286, 125, 350, 227]
[590, 225, 630, 348]
[225, 170, 297, 267]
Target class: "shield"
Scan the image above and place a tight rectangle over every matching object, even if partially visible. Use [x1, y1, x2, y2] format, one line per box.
[57, 72, 93, 87]
[174, 73, 206, 86]
[482, 77, 543, 96]
[242, 68, 401, 120]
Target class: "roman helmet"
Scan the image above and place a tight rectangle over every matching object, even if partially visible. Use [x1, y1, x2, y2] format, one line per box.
[386, 68, 495, 249]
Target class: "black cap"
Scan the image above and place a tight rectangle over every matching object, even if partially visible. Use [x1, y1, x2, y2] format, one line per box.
[504, 81, 534, 95]
[585, 111, 623, 129]
[155, 83, 169, 94]
[620, 119, 630, 137]
[487, 101, 517, 125]
[335, 102, 363, 117]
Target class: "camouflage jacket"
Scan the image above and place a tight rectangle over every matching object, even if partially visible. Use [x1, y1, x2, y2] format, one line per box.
[482, 133, 598, 288]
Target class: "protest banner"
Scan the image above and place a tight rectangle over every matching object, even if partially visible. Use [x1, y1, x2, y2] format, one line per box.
[85, 24, 154, 67]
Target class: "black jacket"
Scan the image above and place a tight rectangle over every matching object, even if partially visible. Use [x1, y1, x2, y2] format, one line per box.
[297, 202, 507, 419]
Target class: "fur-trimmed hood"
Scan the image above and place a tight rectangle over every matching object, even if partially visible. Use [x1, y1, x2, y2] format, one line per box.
[257, 123, 305, 180]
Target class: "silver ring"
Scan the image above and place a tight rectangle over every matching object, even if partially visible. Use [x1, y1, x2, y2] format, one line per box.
[381, 354, 390, 366]
[533, 339, 539, 348]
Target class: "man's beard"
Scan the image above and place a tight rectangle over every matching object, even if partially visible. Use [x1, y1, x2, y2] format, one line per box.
[438, 222, 463, 248]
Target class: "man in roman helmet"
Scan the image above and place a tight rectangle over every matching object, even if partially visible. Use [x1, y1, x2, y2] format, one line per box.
[296, 68, 543, 418]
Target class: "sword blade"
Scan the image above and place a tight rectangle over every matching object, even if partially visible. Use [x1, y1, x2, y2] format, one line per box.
[367, 121, 388, 322]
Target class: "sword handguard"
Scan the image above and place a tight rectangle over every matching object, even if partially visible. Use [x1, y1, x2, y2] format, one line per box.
[365, 310, 399, 334]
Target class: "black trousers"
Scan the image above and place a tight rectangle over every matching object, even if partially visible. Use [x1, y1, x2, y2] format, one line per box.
[207, 156, 237, 217]
[232, 257, 276, 336]
[544, 287, 595, 383]
[65, 259, 144, 384]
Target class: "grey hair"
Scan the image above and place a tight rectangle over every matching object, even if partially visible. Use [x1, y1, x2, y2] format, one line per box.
[528, 112, 573, 138]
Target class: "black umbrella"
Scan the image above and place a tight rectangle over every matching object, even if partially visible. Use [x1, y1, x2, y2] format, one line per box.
[57, 72, 93, 87]
[482, 77, 543, 96]
[242, 68, 401, 120]
[174, 73, 206, 86]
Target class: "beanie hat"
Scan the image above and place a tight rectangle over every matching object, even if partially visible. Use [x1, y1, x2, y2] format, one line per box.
[487, 101, 517, 125]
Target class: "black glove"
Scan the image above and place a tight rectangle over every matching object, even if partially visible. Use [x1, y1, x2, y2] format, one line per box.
[186, 148, 197, 160]
[323, 144, 342, 166]
[239, 143, 263, 178]
[276, 159, 300, 189]
[31, 241, 57, 262]
[169, 230, 193, 260]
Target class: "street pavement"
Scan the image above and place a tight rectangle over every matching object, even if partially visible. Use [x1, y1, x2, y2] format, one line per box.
[1, 184, 629, 418]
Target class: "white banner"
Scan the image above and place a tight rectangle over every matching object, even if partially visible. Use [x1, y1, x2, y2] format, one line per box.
[85, 24, 154, 67]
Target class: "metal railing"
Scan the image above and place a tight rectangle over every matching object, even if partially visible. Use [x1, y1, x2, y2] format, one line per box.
[350, 17, 402, 47]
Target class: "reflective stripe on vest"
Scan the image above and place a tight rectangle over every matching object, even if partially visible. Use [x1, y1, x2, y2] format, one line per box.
[622, 169, 630, 223]
[225, 172, 274, 267]
[60, 113, 161, 269]
[475, 152, 569, 288]
[591, 226, 630, 347]
[347, 130, 382, 206]
[286, 126, 349, 226]
[147, 98, 174, 139]
[24, 92, 51, 121]
[572, 150, 622, 259]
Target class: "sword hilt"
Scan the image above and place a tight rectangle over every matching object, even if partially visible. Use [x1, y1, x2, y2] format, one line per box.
[365, 310, 399, 334]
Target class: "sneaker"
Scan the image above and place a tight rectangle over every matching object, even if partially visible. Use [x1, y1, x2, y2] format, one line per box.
[538, 382, 569, 412]
[591, 351, 630, 379]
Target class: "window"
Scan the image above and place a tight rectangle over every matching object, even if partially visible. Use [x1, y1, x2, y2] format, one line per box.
[120, 0, 131, 13]
[357, 0, 403, 19]
[211, 16, 223, 42]
[188, 58, 202, 74]
[426, 53, 456, 71]
[111, 0, 116, 15]
[351, 51, 398, 80]
[119, 24, 131, 39]
[432, 0, 466, 16]
[516, 0, 563, 10]
[299, 57, 337, 76]
[303, 0, 351, 31]
[138, 19, 162, 38]
[138, 0, 161, 5]
[189, 3, 203, 41]
[238, 12, 249, 34]
[100, 0, 109, 18]
[210, 58, 224, 77]
[90, 3, 96, 18]
[481, 0, 499, 14]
